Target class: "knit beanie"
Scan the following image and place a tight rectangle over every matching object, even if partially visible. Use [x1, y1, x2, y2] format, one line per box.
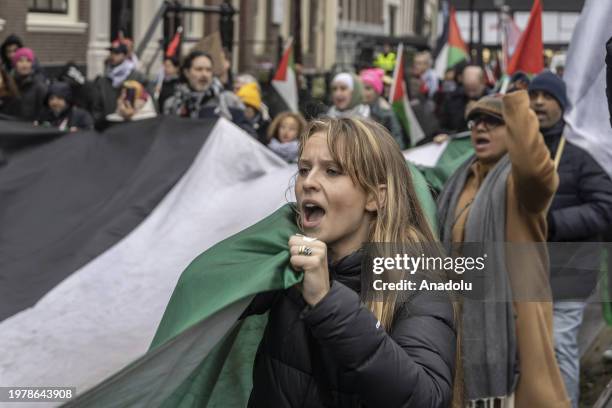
[47, 81, 72, 104]
[11, 47, 35, 66]
[360, 68, 384, 95]
[236, 82, 262, 111]
[528, 71, 569, 112]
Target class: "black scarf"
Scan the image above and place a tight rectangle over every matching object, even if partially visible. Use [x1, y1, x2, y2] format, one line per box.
[541, 119, 565, 153]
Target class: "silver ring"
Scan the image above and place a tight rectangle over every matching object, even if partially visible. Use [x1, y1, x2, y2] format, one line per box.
[298, 246, 313, 256]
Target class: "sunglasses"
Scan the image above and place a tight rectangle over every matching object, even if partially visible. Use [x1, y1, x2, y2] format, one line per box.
[467, 115, 505, 130]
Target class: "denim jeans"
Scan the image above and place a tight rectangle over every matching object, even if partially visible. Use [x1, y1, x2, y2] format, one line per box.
[552, 301, 586, 408]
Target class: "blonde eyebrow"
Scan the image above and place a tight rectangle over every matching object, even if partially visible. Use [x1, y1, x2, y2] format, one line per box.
[298, 158, 339, 166]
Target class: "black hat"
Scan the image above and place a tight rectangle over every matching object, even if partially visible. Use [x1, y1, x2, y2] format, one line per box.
[529, 71, 569, 112]
[108, 41, 128, 55]
[47, 81, 72, 104]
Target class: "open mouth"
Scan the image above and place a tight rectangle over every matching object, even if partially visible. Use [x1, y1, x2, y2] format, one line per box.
[475, 137, 490, 146]
[302, 201, 326, 229]
[534, 109, 547, 119]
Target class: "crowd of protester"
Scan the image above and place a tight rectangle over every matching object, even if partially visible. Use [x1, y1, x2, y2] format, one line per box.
[0, 33, 582, 161]
[2, 32, 612, 407]
[0, 34, 562, 159]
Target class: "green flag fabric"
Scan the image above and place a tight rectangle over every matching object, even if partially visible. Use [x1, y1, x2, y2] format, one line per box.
[416, 133, 474, 195]
[66, 166, 438, 407]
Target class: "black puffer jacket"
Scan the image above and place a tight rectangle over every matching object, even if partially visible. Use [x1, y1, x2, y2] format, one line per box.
[91, 69, 148, 129]
[438, 86, 488, 134]
[14, 73, 47, 121]
[245, 251, 456, 408]
[544, 122, 612, 300]
[37, 106, 94, 131]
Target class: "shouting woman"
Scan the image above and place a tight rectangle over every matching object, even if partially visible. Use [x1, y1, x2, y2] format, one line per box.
[245, 117, 458, 407]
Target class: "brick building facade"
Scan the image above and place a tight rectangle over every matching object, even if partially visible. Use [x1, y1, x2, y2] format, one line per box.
[0, 0, 438, 79]
[0, 0, 90, 69]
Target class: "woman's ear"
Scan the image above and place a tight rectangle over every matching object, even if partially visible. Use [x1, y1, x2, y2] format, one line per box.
[365, 184, 387, 212]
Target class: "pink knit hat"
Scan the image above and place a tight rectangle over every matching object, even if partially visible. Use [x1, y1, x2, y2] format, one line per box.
[12, 47, 35, 66]
[360, 68, 385, 95]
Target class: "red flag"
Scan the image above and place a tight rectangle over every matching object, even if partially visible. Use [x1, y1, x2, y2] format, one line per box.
[271, 38, 298, 112]
[507, 0, 543, 75]
[448, 7, 468, 56]
[273, 38, 293, 82]
[166, 27, 183, 58]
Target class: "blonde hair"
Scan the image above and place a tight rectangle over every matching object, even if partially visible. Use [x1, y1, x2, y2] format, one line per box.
[267, 111, 307, 142]
[298, 117, 437, 329]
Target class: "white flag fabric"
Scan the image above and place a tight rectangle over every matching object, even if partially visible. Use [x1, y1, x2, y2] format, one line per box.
[564, 0, 612, 179]
[0, 119, 295, 397]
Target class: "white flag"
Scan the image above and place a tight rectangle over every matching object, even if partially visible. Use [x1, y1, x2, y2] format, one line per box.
[564, 0, 612, 179]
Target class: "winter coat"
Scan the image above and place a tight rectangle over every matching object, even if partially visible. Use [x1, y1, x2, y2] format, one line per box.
[369, 97, 406, 149]
[0, 95, 21, 118]
[157, 76, 179, 113]
[447, 91, 570, 407]
[91, 69, 147, 128]
[249, 111, 270, 144]
[13, 73, 47, 121]
[57, 63, 98, 113]
[438, 86, 487, 134]
[544, 122, 612, 300]
[37, 106, 93, 131]
[411, 98, 441, 146]
[245, 250, 456, 408]
[164, 79, 255, 135]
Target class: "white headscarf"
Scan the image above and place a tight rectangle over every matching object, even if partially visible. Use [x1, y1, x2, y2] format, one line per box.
[332, 73, 354, 91]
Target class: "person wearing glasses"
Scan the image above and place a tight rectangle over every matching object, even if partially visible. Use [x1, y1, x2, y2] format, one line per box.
[437, 92, 571, 406]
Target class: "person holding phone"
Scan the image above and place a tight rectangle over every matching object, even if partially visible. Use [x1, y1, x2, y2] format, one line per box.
[105, 80, 157, 123]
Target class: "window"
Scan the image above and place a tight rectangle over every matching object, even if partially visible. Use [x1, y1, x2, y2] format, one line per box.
[389, 5, 397, 36]
[26, 0, 87, 34]
[28, 0, 68, 14]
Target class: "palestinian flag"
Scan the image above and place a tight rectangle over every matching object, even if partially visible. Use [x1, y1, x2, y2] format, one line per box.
[389, 43, 425, 147]
[563, 0, 612, 179]
[0, 116, 295, 398]
[507, 0, 543, 75]
[0, 116, 439, 406]
[434, 6, 469, 79]
[165, 26, 183, 58]
[501, 13, 522, 73]
[270, 37, 298, 113]
[404, 131, 475, 195]
[63, 167, 438, 407]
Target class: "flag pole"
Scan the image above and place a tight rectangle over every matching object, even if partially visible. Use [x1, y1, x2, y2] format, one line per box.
[468, 0, 474, 59]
